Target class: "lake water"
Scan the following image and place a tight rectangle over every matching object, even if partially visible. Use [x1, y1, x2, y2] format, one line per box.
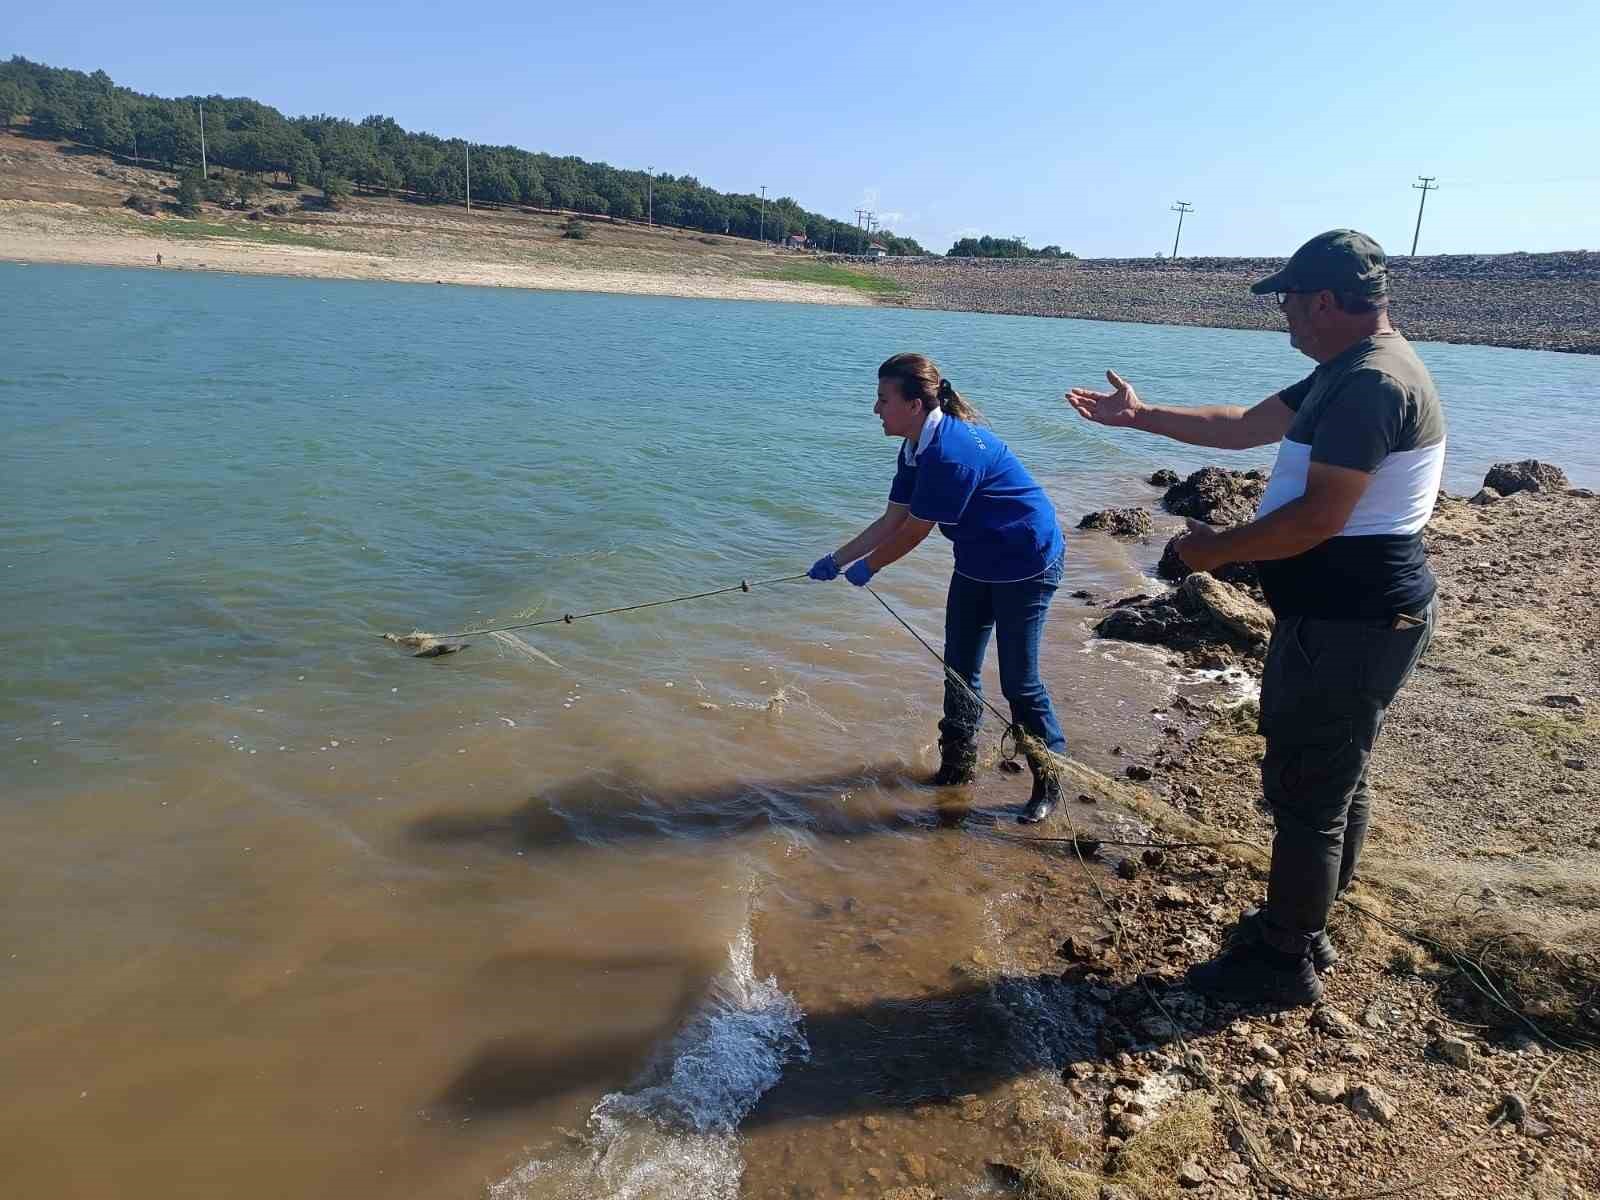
[3, 262, 1596, 1199]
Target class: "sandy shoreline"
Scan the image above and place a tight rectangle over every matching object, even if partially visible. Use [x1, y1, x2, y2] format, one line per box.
[0, 214, 872, 306]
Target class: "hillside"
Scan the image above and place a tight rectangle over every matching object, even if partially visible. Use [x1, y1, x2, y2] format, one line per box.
[0, 55, 924, 255]
[0, 130, 892, 305]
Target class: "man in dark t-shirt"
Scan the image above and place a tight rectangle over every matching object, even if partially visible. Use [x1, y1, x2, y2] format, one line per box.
[1067, 230, 1444, 1007]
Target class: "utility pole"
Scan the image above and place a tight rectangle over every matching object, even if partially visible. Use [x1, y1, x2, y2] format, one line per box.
[854, 208, 868, 254]
[1169, 201, 1193, 259]
[197, 100, 207, 177]
[1410, 176, 1438, 256]
[465, 142, 471, 212]
[758, 185, 767, 243]
[646, 166, 653, 227]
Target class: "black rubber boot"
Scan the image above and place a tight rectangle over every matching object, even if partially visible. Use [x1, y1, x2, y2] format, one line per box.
[929, 739, 978, 787]
[1019, 770, 1061, 824]
[1187, 938, 1323, 1008]
[1232, 906, 1338, 974]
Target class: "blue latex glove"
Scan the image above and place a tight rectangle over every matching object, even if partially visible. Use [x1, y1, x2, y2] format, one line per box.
[808, 554, 839, 581]
[845, 559, 876, 587]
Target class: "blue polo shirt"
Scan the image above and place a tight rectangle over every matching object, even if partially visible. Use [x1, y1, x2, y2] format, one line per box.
[888, 413, 1064, 582]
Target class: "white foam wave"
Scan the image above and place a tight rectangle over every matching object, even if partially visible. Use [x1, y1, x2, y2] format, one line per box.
[489, 923, 805, 1200]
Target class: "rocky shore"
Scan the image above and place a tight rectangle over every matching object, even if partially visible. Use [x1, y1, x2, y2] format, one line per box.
[959, 460, 1598, 1200]
[871, 254, 1600, 355]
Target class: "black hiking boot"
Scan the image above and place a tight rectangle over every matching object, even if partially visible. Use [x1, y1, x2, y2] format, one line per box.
[929, 739, 978, 787]
[1232, 906, 1338, 975]
[1019, 770, 1061, 824]
[1187, 938, 1323, 1008]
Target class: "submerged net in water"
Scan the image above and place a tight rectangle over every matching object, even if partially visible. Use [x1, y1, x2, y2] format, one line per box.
[488, 630, 566, 671]
[380, 630, 468, 658]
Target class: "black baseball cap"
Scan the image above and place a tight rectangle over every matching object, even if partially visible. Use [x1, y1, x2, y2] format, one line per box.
[1251, 229, 1389, 300]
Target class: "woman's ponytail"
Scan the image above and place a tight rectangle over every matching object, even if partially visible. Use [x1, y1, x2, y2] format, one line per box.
[936, 377, 983, 423]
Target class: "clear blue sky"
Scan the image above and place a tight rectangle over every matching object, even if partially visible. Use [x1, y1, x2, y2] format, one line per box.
[8, 0, 1597, 256]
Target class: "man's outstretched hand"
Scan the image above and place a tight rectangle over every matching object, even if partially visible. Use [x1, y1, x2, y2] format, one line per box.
[1067, 370, 1144, 428]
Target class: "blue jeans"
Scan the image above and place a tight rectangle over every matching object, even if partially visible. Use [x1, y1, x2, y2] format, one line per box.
[938, 555, 1068, 756]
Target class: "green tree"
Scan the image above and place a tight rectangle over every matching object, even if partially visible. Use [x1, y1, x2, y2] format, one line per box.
[514, 161, 548, 207]
[320, 174, 352, 208]
[31, 91, 85, 140]
[235, 173, 263, 207]
[131, 105, 170, 162]
[84, 96, 134, 154]
[175, 169, 203, 215]
[0, 80, 26, 126]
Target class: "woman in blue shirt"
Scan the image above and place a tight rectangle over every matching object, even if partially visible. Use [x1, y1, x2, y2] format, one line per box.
[809, 353, 1068, 823]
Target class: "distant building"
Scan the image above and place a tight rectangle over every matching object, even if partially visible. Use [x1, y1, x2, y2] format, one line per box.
[867, 242, 888, 259]
[787, 233, 808, 249]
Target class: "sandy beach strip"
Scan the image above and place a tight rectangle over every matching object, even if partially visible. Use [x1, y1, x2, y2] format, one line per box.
[0, 203, 872, 307]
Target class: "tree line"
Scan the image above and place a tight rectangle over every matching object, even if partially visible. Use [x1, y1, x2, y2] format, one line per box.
[0, 56, 926, 254]
[947, 235, 1076, 259]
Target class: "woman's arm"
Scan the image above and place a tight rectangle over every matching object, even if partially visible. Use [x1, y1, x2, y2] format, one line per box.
[832, 502, 911, 566]
[861, 514, 937, 573]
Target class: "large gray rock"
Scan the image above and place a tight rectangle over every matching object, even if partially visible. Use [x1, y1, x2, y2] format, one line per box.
[1094, 572, 1273, 658]
[1078, 507, 1154, 538]
[1161, 467, 1266, 526]
[1177, 572, 1275, 648]
[1484, 460, 1570, 496]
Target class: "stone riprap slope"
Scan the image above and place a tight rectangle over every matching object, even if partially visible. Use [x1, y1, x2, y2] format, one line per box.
[870, 252, 1600, 354]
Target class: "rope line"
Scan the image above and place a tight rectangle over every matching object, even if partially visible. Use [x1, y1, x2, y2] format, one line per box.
[391, 573, 811, 642]
[863, 585, 1032, 765]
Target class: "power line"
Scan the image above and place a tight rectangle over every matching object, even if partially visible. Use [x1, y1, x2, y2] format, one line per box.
[1411, 175, 1439, 256]
[1169, 201, 1193, 259]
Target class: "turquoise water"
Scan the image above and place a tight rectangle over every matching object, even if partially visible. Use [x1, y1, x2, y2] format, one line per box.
[6, 263, 1595, 747]
[3, 262, 1598, 1199]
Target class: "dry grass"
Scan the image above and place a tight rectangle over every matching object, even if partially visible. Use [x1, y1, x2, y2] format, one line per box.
[1327, 887, 1412, 968]
[1419, 909, 1600, 1037]
[1019, 1094, 1216, 1200]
